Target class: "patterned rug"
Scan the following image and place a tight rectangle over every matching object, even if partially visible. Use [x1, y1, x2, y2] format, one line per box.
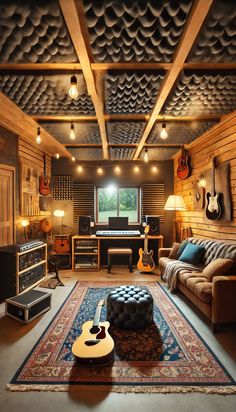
[7, 281, 236, 394]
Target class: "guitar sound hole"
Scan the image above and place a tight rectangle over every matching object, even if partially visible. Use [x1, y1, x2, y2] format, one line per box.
[90, 326, 100, 334]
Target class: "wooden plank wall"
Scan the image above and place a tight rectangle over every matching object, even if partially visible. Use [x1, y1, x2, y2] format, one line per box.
[174, 111, 236, 243]
[17, 138, 52, 240]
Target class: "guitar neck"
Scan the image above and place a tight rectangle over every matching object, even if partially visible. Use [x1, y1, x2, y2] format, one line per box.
[93, 304, 103, 327]
[144, 233, 148, 253]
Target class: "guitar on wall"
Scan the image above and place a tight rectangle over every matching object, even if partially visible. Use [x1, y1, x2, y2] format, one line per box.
[72, 299, 114, 366]
[206, 157, 222, 220]
[39, 154, 51, 196]
[137, 225, 155, 272]
[177, 146, 191, 180]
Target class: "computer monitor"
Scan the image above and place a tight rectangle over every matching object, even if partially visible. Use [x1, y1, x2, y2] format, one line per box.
[108, 217, 128, 230]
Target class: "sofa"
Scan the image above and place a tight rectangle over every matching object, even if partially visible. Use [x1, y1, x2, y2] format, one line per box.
[158, 237, 236, 332]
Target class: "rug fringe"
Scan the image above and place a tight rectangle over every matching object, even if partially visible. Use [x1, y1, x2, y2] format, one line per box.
[6, 383, 236, 395]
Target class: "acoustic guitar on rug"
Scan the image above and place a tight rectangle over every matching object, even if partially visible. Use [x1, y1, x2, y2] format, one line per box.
[177, 146, 191, 180]
[206, 157, 222, 220]
[39, 154, 51, 196]
[137, 225, 155, 273]
[72, 299, 114, 366]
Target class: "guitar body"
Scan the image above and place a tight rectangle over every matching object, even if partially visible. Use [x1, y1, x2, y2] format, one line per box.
[177, 146, 191, 180]
[39, 175, 51, 196]
[54, 236, 70, 253]
[137, 248, 155, 272]
[72, 320, 114, 366]
[206, 191, 222, 220]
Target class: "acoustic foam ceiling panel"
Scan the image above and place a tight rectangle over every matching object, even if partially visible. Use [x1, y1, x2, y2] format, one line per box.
[162, 71, 236, 116]
[188, 0, 236, 63]
[105, 71, 165, 114]
[110, 147, 136, 161]
[140, 147, 180, 161]
[0, 74, 95, 115]
[0, 0, 78, 63]
[83, 0, 193, 62]
[67, 147, 103, 161]
[147, 120, 218, 144]
[39, 122, 102, 144]
[107, 121, 145, 144]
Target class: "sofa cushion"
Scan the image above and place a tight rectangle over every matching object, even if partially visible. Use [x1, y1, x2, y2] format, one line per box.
[168, 242, 181, 259]
[179, 243, 205, 265]
[178, 270, 204, 285]
[194, 282, 213, 303]
[177, 240, 188, 258]
[202, 258, 234, 281]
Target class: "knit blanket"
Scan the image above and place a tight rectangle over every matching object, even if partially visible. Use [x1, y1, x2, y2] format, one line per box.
[162, 259, 204, 292]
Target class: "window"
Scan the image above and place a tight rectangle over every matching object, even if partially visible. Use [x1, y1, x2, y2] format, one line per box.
[96, 186, 140, 223]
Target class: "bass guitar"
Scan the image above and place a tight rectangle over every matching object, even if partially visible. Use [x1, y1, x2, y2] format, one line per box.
[137, 225, 155, 272]
[206, 157, 222, 220]
[39, 154, 51, 196]
[177, 146, 191, 180]
[72, 299, 114, 366]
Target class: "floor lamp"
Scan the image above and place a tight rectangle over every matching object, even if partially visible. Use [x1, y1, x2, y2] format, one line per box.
[164, 195, 186, 242]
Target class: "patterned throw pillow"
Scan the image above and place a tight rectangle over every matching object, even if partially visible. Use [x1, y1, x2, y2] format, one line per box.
[202, 258, 234, 281]
[168, 242, 181, 259]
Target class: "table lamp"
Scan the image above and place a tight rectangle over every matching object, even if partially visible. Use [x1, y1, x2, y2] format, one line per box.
[53, 209, 65, 234]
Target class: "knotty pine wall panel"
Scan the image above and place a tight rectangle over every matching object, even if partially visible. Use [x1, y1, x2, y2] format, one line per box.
[174, 111, 236, 243]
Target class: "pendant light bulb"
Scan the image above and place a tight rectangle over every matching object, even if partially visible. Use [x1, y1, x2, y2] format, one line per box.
[36, 127, 41, 144]
[160, 122, 168, 139]
[56, 153, 60, 159]
[71, 156, 75, 162]
[70, 123, 76, 140]
[69, 75, 78, 99]
[144, 149, 149, 163]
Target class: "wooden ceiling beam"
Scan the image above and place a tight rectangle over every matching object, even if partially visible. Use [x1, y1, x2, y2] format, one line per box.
[133, 0, 214, 160]
[0, 92, 71, 158]
[1, 62, 235, 73]
[32, 114, 220, 122]
[59, 0, 109, 159]
[64, 143, 182, 148]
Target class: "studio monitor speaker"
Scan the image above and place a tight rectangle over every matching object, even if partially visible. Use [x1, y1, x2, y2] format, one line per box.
[145, 215, 160, 235]
[78, 216, 91, 235]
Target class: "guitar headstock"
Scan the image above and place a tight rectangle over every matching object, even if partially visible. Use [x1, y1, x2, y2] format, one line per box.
[212, 156, 218, 168]
[97, 299, 104, 307]
[144, 225, 150, 235]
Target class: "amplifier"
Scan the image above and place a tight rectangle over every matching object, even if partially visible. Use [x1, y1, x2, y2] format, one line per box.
[5, 290, 51, 324]
[0, 240, 44, 253]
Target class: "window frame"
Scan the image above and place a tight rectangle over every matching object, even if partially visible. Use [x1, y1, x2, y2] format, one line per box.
[95, 186, 141, 225]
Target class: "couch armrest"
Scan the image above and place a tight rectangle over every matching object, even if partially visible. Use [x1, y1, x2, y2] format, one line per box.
[212, 276, 236, 324]
[158, 248, 171, 260]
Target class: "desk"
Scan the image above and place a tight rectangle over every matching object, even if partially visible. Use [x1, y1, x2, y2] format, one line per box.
[72, 235, 163, 271]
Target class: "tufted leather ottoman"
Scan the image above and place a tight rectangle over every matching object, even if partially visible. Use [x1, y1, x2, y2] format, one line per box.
[106, 285, 153, 330]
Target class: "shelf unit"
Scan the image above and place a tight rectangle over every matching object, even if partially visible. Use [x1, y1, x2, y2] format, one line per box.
[72, 236, 100, 271]
[0, 243, 47, 301]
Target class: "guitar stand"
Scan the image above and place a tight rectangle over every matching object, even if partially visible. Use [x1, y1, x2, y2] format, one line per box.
[48, 254, 64, 286]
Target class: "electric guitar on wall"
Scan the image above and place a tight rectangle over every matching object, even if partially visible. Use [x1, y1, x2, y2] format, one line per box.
[72, 299, 114, 366]
[206, 157, 222, 220]
[177, 146, 191, 180]
[39, 154, 51, 196]
[137, 225, 155, 272]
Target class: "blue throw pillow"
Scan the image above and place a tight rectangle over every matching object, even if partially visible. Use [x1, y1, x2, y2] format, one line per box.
[177, 240, 188, 258]
[178, 242, 205, 265]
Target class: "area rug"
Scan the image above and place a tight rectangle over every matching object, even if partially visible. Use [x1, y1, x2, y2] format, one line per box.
[7, 281, 236, 394]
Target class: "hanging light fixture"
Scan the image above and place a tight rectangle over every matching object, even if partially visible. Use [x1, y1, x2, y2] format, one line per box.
[70, 123, 76, 140]
[56, 153, 60, 159]
[69, 74, 78, 99]
[144, 148, 149, 163]
[71, 156, 75, 162]
[36, 126, 41, 144]
[160, 121, 168, 139]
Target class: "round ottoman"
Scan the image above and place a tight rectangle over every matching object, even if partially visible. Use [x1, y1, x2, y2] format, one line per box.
[106, 285, 153, 330]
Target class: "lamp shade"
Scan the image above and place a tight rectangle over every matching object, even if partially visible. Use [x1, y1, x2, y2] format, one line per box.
[53, 209, 64, 217]
[164, 195, 186, 211]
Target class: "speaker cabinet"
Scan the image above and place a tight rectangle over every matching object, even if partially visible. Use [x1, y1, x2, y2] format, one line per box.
[79, 216, 91, 235]
[145, 215, 160, 235]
